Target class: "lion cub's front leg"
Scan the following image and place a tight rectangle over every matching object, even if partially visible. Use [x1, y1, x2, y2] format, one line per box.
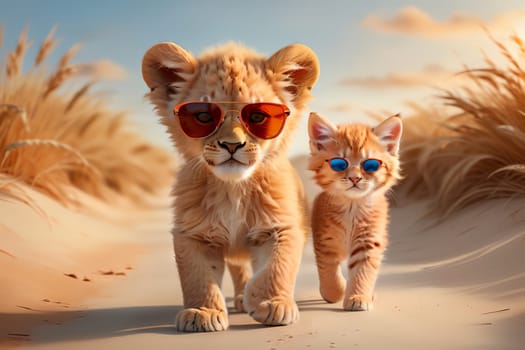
[174, 234, 228, 332]
[228, 262, 251, 312]
[243, 227, 304, 326]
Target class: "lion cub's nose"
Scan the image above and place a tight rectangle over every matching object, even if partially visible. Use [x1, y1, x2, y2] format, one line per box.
[218, 141, 246, 154]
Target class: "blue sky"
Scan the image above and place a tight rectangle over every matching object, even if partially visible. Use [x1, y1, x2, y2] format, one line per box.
[2, 0, 525, 155]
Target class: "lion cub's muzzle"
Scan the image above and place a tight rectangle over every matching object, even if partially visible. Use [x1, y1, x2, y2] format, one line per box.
[218, 141, 246, 154]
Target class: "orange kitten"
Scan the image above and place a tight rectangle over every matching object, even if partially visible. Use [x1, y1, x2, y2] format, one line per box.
[307, 112, 402, 311]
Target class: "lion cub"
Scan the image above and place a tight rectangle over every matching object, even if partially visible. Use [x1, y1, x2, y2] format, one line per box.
[308, 112, 402, 311]
[142, 42, 319, 331]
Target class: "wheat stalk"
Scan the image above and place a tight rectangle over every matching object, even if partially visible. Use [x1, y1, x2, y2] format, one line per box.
[1, 139, 93, 171]
[58, 43, 80, 70]
[41, 43, 81, 98]
[35, 26, 58, 66]
[42, 65, 78, 98]
[0, 104, 30, 132]
[65, 82, 92, 111]
[5, 27, 32, 78]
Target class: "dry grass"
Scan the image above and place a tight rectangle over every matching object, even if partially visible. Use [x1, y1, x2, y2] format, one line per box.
[0, 28, 174, 207]
[399, 34, 525, 217]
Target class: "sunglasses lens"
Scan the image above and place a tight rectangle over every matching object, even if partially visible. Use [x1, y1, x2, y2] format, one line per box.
[241, 103, 289, 139]
[176, 102, 222, 138]
[328, 158, 348, 172]
[362, 159, 381, 172]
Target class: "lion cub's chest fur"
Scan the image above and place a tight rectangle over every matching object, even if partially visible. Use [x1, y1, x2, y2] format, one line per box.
[176, 171, 280, 259]
[206, 185, 249, 252]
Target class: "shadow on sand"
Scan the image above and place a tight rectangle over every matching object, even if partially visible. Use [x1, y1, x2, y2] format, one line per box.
[2, 298, 339, 345]
[1, 305, 180, 344]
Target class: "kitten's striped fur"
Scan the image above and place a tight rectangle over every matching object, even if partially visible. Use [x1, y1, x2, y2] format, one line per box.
[308, 112, 402, 311]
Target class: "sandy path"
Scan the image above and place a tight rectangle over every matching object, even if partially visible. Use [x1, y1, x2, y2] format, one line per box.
[0, 185, 169, 349]
[14, 198, 525, 350]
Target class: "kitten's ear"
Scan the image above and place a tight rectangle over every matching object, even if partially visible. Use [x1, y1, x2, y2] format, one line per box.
[142, 42, 197, 105]
[373, 114, 403, 156]
[308, 112, 337, 152]
[266, 44, 320, 108]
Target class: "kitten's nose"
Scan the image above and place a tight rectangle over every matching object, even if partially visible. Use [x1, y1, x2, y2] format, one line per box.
[218, 141, 246, 154]
[349, 177, 362, 184]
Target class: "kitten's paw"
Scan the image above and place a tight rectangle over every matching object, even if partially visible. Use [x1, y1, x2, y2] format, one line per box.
[343, 294, 374, 312]
[175, 307, 228, 332]
[319, 276, 345, 303]
[248, 298, 299, 326]
[234, 293, 245, 313]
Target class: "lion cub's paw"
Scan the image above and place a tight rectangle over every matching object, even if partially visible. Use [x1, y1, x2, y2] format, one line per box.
[343, 294, 374, 312]
[233, 294, 245, 313]
[248, 298, 299, 326]
[175, 307, 228, 332]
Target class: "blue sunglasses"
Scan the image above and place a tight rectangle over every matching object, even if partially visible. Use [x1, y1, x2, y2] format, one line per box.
[326, 157, 383, 173]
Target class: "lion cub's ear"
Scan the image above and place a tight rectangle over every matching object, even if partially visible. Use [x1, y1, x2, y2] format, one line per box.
[142, 42, 197, 104]
[266, 44, 320, 108]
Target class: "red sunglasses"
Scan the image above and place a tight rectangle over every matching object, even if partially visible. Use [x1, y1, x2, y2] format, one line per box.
[174, 101, 291, 139]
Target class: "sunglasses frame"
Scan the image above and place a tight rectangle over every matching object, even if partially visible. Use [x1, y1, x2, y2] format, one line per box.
[325, 157, 383, 173]
[173, 101, 291, 140]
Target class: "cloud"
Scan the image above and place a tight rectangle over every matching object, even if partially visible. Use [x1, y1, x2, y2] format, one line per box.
[328, 103, 355, 113]
[75, 60, 128, 80]
[362, 7, 525, 38]
[340, 64, 463, 89]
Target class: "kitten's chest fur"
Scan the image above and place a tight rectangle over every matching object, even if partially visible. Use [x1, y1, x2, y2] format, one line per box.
[341, 201, 372, 232]
[330, 194, 388, 247]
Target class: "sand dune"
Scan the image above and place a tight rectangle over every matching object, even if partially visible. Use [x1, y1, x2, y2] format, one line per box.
[0, 183, 171, 348]
[1, 164, 524, 350]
